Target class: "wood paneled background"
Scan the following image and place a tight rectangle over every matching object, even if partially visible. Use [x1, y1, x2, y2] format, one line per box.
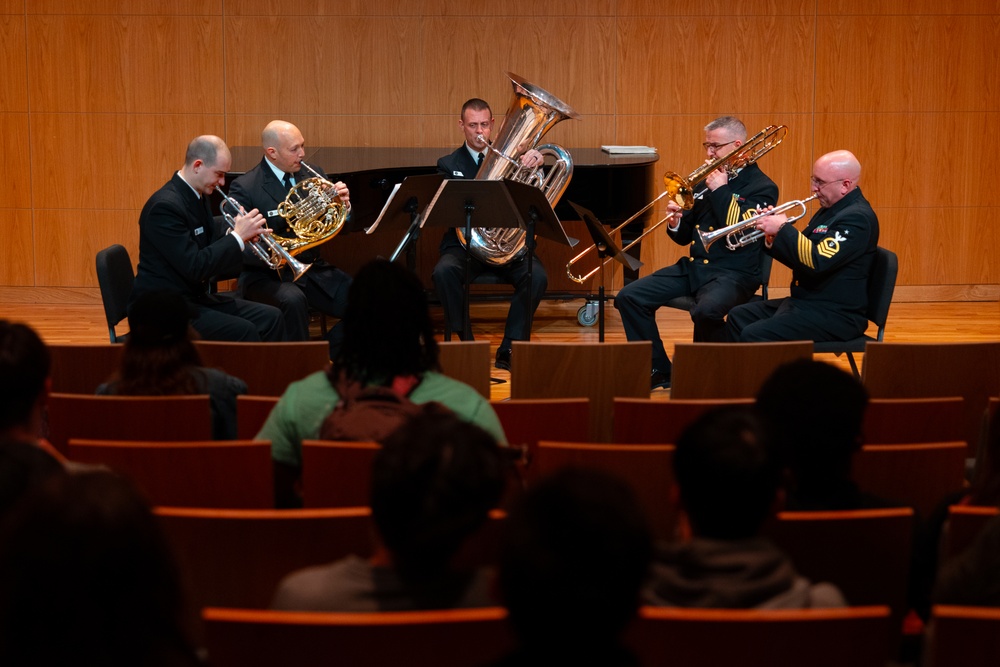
[3, 0, 998, 303]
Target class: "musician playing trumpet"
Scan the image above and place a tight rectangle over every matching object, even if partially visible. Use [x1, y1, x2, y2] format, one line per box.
[725, 150, 879, 343]
[614, 117, 778, 389]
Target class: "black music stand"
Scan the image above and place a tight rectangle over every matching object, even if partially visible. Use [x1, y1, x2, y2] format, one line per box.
[567, 201, 642, 342]
[365, 174, 445, 269]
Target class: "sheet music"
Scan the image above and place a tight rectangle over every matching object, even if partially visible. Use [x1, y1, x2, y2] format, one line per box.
[419, 179, 451, 229]
[365, 182, 402, 234]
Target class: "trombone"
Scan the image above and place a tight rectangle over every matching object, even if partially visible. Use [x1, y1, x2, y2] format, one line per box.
[565, 125, 787, 284]
[698, 194, 818, 251]
[216, 187, 312, 281]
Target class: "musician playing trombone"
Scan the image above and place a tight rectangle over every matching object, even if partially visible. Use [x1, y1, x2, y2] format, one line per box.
[614, 117, 778, 389]
[724, 150, 878, 343]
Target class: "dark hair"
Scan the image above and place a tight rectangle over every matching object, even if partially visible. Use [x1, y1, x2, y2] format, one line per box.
[114, 291, 202, 396]
[370, 409, 504, 584]
[330, 259, 440, 385]
[498, 467, 652, 647]
[0, 321, 50, 433]
[674, 405, 780, 540]
[0, 439, 64, 517]
[0, 470, 199, 666]
[756, 359, 868, 491]
[461, 98, 491, 119]
[183, 135, 222, 167]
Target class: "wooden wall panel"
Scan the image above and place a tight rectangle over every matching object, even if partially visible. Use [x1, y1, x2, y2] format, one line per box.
[0, 15, 27, 112]
[820, 1, 1000, 15]
[28, 0, 218, 14]
[617, 0, 814, 15]
[0, 210, 35, 288]
[33, 210, 138, 288]
[31, 113, 226, 211]
[224, 0, 616, 17]
[816, 15, 1000, 114]
[0, 113, 31, 209]
[0, 0, 22, 13]
[27, 15, 224, 114]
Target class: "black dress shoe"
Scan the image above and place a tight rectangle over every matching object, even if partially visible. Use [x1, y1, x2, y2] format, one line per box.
[651, 369, 671, 390]
[495, 347, 512, 371]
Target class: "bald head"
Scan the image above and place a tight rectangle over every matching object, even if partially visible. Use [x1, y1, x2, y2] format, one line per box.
[811, 150, 862, 207]
[262, 120, 306, 174]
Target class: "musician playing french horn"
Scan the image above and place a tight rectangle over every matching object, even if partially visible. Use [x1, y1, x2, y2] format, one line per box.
[724, 150, 879, 344]
[615, 117, 778, 390]
[228, 120, 353, 355]
[431, 98, 547, 372]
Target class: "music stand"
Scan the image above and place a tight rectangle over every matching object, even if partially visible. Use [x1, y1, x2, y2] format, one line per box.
[566, 201, 642, 342]
[421, 179, 526, 342]
[365, 174, 445, 268]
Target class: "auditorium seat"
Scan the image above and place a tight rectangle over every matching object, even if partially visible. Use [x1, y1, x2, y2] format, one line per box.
[300, 440, 380, 508]
[202, 606, 512, 667]
[47, 343, 124, 394]
[69, 439, 273, 508]
[854, 442, 967, 518]
[491, 398, 590, 454]
[193, 340, 330, 396]
[943, 505, 1000, 559]
[237, 395, 280, 440]
[529, 441, 676, 539]
[669, 341, 814, 399]
[926, 605, 1000, 667]
[626, 605, 892, 667]
[46, 393, 213, 455]
[510, 341, 650, 442]
[863, 397, 965, 444]
[438, 340, 491, 398]
[612, 397, 754, 444]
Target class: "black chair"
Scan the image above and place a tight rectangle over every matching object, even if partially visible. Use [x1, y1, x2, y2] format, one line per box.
[665, 250, 773, 311]
[814, 246, 898, 377]
[95, 244, 134, 343]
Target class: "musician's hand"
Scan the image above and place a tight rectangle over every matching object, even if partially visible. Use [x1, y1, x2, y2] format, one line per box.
[755, 212, 788, 237]
[705, 167, 729, 191]
[519, 149, 544, 169]
[665, 201, 683, 230]
[233, 208, 267, 243]
[333, 181, 350, 206]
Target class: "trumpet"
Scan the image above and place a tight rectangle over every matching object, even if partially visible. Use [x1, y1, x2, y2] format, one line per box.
[566, 125, 787, 284]
[216, 187, 312, 281]
[698, 195, 818, 251]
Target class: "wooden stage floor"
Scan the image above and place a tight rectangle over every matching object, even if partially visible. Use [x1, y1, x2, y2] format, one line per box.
[3, 298, 997, 401]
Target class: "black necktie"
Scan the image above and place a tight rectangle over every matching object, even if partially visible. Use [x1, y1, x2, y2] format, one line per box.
[283, 172, 294, 191]
[477, 152, 484, 168]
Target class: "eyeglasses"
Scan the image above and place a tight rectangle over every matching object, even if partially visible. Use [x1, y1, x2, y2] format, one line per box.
[810, 176, 842, 188]
[702, 140, 736, 151]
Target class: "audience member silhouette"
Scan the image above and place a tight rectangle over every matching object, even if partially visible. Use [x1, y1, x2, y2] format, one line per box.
[644, 405, 846, 608]
[271, 409, 506, 611]
[258, 259, 506, 507]
[0, 470, 201, 667]
[492, 467, 652, 667]
[0, 438, 65, 518]
[97, 290, 247, 439]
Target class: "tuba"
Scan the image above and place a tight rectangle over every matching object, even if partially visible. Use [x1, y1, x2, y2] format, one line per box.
[456, 72, 580, 266]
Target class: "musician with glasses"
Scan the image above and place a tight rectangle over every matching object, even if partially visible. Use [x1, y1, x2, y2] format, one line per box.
[228, 120, 353, 356]
[724, 150, 878, 343]
[131, 135, 284, 342]
[614, 116, 778, 389]
[431, 98, 546, 371]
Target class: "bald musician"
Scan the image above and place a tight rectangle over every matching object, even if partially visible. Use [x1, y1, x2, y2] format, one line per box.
[724, 150, 879, 342]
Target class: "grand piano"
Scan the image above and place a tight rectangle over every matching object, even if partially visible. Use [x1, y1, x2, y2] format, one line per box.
[226, 146, 658, 297]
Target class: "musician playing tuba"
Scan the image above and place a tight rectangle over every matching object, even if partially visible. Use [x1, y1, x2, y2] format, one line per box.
[614, 117, 779, 390]
[431, 98, 549, 372]
[228, 120, 353, 357]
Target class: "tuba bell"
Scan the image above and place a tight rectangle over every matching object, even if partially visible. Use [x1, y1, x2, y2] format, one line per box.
[455, 72, 580, 266]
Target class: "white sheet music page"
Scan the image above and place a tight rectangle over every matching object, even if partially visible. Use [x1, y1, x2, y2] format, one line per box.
[365, 182, 403, 234]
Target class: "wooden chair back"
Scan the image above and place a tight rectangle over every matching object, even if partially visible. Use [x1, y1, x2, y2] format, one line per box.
[626, 605, 892, 667]
[69, 439, 273, 508]
[926, 605, 1000, 667]
[438, 341, 491, 398]
[670, 341, 814, 399]
[613, 397, 754, 444]
[202, 606, 512, 667]
[193, 341, 330, 396]
[944, 505, 1000, 559]
[529, 441, 676, 539]
[491, 398, 590, 453]
[48, 343, 123, 394]
[510, 341, 650, 442]
[853, 442, 967, 518]
[46, 393, 213, 455]
[863, 397, 965, 444]
[301, 440, 380, 508]
[237, 395, 280, 440]
[862, 341, 1000, 455]
[765, 508, 914, 645]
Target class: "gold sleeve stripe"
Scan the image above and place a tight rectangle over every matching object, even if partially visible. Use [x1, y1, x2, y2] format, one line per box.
[725, 195, 739, 227]
[797, 232, 815, 269]
[818, 239, 840, 258]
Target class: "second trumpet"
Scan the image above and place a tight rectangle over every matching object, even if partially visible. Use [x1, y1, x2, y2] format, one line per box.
[698, 194, 818, 251]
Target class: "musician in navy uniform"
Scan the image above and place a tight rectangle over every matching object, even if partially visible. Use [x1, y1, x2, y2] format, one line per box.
[725, 150, 878, 343]
[131, 135, 283, 342]
[614, 117, 779, 389]
[431, 98, 546, 371]
[228, 120, 353, 355]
